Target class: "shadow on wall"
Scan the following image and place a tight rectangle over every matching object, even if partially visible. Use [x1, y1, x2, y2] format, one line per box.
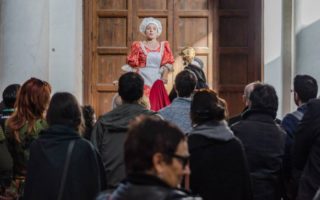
[296, 19, 320, 96]
[264, 56, 283, 118]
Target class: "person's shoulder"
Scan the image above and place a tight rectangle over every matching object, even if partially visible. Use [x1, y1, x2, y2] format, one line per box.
[158, 105, 171, 114]
[97, 108, 117, 121]
[77, 137, 96, 150]
[161, 41, 171, 47]
[168, 188, 202, 200]
[35, 119, 48, 129]
[230, 119, 243, 129]
[95, 192, 112, 200]
[282, 112, 299, 125]
[132, 41, 141, 45]
[131, 41, 142, 48]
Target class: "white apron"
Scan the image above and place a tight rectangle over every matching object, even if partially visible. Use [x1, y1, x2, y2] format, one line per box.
[139, 42, 164, 87]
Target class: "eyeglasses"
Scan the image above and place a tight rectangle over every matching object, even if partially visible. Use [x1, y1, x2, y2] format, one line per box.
[169, 154, 190, 169]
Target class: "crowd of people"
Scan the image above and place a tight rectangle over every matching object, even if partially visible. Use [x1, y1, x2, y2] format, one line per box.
[1, 17, 320, 200]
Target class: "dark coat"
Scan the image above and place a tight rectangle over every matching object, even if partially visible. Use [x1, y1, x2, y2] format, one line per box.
[293, 99, 320, 200]
[0, 126, 12, 187]
[91, 103, 156, 189]
[231, 109, 286, 200]
[188, 121, 253, 200]
[0, 108, 14, 184]
[24, 125, 105, 200]
[96, 173, 202, 200]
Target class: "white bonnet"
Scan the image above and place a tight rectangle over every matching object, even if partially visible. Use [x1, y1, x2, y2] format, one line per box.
[139, 17, 162, 36]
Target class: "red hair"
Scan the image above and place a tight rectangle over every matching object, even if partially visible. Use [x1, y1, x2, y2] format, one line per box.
[7, 77, 51, 142]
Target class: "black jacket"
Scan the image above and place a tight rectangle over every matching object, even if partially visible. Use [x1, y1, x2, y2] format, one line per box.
[188, 120, 252, 200]
[231, 109, 286, 200]
[24, 125, 105, 200]
[293, 99, 320, 200]
[96, 173, 202, 200]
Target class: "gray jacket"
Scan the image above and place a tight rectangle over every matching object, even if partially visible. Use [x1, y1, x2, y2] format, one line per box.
[158, 97, 192, 134]
[91, 103, 156, 189]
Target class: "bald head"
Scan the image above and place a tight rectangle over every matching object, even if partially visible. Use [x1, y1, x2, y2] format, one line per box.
[243, 81, 260, 106]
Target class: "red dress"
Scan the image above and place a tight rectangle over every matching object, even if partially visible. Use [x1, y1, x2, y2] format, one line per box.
[127, 41, 174, 110]
[127, 41, 174, 69]
[127, 41, 174, 96]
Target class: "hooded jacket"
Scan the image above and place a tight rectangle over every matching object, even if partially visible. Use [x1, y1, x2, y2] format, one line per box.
[24, 125, 105, 200]
[188, 120, 252, 200]
[91, 103, 156, 189]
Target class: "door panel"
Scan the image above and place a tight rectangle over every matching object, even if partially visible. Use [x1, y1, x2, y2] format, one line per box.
[89, 0, 132, 116]
[84, 0, 262, 117]
[178, 0, 208, 10]
[138, 0, 168, 10]
[98, 0, 127, 9]
[174, 0, 212, 88]
[217, 0, 262, 117]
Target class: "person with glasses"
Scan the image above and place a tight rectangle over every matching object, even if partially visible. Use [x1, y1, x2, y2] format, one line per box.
[96, 116, 202, 200]
[189, 89, 252, 200]
[5, 77, 51, 198]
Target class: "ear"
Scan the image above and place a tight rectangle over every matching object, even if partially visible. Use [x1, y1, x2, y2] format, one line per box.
[242, 94, 246, 104]
[152, 153, 166, 174]
[294, 92, 301, 105]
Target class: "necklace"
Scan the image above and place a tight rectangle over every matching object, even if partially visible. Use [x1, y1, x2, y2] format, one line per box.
[144, 40, 159, 50]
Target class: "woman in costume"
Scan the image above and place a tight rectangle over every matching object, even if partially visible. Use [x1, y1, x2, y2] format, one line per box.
[123, 17, 174, 110]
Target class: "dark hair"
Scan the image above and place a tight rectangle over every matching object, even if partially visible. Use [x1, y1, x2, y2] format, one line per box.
[249, 83, 278, 112]
[2, 84, 20, 108]
[118, 72, 144, 103]
[125, 116, 185, 174]
[191, 89, 227, 125]
[175, 70, 197, 97]
[46, 92, 83, 131]
[81, 105, 96, 140]
[294, 74, 318, 103]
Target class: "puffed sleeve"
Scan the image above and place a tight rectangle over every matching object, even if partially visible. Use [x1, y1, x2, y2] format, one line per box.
[161, 41, 175, 71]
[127, 41, 141, 68]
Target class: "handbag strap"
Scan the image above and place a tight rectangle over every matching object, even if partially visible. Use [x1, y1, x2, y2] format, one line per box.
[57, 140, 75, 200]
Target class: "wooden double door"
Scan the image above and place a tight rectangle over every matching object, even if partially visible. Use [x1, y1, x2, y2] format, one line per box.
[84, 0, 262, 117]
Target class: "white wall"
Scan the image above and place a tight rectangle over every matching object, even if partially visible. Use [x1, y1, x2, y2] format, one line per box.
[295, 0, 320, 95]
[264, 0, 283, 117]
[49, 0, 83, 102]
[0, 0, 49, 91]
[0, 0, 83, 103]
